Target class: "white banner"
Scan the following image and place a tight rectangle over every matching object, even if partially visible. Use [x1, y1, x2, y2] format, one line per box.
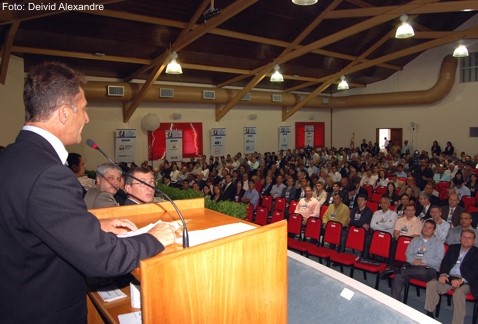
[244, 127, 256, 154]
[114, 129, 136, 163]
[278, 126, 291, 151]
[166, 130, 183, 161]
[211, 128, 226, 157]
[305, 125, 315, 148]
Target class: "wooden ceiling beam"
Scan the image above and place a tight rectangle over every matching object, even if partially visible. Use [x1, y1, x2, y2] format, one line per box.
[123, 0, 257, 122]
[0, 20, 19, 84]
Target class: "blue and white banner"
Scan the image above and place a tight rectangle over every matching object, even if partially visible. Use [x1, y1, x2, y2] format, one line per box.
[211, 128, 226, 157]
[166, 130, 183, 161]
[305, 125, 314, 148]
[244, 127, 256, 153]
[115, 129, 136, 163]
[278, 126, 291, 151]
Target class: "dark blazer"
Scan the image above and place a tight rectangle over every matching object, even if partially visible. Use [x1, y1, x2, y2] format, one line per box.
[222, 182, 236, 201]
[0, 131, 163, 323]
[439, 244, 478, 298]
[441, 205, 466, 227]
[415, 204, 432, 220]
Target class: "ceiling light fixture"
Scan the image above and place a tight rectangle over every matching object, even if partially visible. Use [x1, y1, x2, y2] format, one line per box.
[453, 41, 469, 58]
[292, 0, 318, 5]
[165, 52, 183, 74]
[395, 14, 414, 39]
[337, 75, 349, 90]
[270, 64, 284, 82]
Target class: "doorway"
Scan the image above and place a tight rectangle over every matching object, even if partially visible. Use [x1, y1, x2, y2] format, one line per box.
[376, 128, 403, 152]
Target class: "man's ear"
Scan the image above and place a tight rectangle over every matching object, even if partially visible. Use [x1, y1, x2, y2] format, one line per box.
[59, 105, 69, 124]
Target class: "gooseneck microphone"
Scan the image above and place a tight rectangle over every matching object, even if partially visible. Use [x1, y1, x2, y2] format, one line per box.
[86, 138, 189, 248]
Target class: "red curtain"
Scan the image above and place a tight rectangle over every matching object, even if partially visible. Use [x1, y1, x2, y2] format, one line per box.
[295, 122, 325, 149]
[148, 122, 203, 160]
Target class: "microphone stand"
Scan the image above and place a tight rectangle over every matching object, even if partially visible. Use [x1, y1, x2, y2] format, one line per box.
[88, 141, 189, 248]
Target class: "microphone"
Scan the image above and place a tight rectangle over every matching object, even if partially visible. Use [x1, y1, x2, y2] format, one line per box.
[86, 138, 189, 248]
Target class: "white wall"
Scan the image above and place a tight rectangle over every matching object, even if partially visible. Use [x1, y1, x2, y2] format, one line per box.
[2, 40, 478, 171]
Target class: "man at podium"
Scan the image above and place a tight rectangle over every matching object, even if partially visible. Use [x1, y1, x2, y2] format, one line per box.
[0, 62, 174, 324]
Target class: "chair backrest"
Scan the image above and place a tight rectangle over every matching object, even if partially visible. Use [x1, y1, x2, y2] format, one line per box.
[246, 204, 254, 222]
[304, 217, 322, 241]
[261, 195, 273, 210]
[344, 226, 366, 252]
[370, 192, 382, 203]
[319, 204, 328, 219]
[394, 235, 412, 263]
[287, 213, 303, 235]
[362, 185, 373, 199]
[270, 210, 285, 224]
[462, 196, 476, 209]
[369, 230, 392, 259]
[274, 197, 286, 212]
[254, 207, 269, 226]
[289, 200, 299, 214]
[323, 221, 343, 246]
[366, 201, 379, 213]
[374, 187, 386, 194]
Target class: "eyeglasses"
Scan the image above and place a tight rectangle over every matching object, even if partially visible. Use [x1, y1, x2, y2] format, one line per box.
[130, 180, 156, 187]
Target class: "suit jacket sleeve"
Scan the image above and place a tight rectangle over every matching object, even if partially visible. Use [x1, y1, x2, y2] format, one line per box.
[28, 165, 163, 277]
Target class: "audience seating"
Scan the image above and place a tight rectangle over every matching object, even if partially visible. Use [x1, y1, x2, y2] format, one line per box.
[388, 235, 412, 290]
[462, 196, 477, 210]
[366, 201, 379, 213]
[319, 204, 328, 220]
[287, 217, 322, 256]
[307, 221, 342, 267]
[370, 192, 383, 203]
[352, 230, 392, 290]
[261, 195, 273, 211]
[270, 210, 285, 224]
[254, 207, 269, 226]
[287, 213, 303, 242]
[246, 203, 255, 222]
[274, 197, 286, 212]
[374, 187, 387, 195]
[362, 185, 373, 199]
[329, 226, 366, 275]
[288, 200, 299, 216]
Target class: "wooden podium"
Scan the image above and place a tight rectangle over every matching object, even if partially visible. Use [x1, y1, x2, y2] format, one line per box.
[88, 198, 287, 323]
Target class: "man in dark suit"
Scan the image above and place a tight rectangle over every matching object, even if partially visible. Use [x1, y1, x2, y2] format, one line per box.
[441, 193, 465, 227]
[222, 173, 236, 201]
[416, 192, 433, 220]
[0, 62, 174, 324]
[424, 229, 478, 323]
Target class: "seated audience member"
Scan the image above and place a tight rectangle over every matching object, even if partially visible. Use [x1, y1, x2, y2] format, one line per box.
[325, 182, 347, 206]
[124, 167, 156, 205]
[212, 185, 225, 202]
[433, 164, 451, 183]
[430, 205, 450, 243]
[360, 169, 378, 187]
[233, 180, 245, 202]
[349, 194, 373, 231]
[375, 169, 389, 189]
[454, 178, 471, 200]
[446, 212, 478, 247]
[322, 193, 350, 228]
[382, 182, 400, 206]
[466, 173, 478, 197]
[282, 177, 298, 208]
[241, 180, 259, 209]
[66, 152, 92, 195]
[295, 177, 309, 200]
[395, 194, 410, 217]
[423, 182, 440, 206]
[270, 175, 286, 199]
[203, 185, 212, 199]
[84, 163, 121, 209]
[399, 176, 420, 198]
[395, 164, 407, 178]
[390, 219, 445, 301]
[370, 197, 398, 235]
[260, 175, 274, 197]
[424, 229, 478, 323]
[222, 174, 235, 201]
[313, 180, 327, 206]
[441, 193, 465, 227]
[416, 192, 432, 220]
[393, 204, 423, 240]
[294, 186, 321, 225]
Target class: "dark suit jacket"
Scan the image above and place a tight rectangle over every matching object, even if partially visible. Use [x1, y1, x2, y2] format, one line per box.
[222, 182, 236, 201]
[0, 131, 163, 323]
[415, 204, 432, 220]
[441, 205, 466, 227]
[439, 244, 478, 298]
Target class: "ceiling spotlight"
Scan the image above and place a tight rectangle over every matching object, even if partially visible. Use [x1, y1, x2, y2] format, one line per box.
[270, 64, 284, 82]
[395, 14, 415, 39]
[292, 0, 318, 5]
[453, 41, 469, 58]
[337, 75, 349, 90]
[165, 52, 183, 74]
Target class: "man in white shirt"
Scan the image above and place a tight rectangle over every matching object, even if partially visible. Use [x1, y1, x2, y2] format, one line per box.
[371, 197, 398, 235]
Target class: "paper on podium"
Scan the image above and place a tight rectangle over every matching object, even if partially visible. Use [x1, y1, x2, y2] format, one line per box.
[175, 222, 256, 247]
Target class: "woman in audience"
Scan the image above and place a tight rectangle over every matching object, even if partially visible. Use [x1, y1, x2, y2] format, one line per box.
[382, 182, 400, 206]
[212, 185, 225, 202]
[375, 169, 389, 189]
[444, 141, 454, 156]
[203, 184, 212, 199]
[431, 140, 441, 156]
[466, 173, 478, 197]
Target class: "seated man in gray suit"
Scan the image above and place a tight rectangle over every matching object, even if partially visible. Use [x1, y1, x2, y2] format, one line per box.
[84, 163, 121, 209]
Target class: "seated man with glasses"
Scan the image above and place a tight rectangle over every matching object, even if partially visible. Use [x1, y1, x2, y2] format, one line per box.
[124, 167, 156, 205]
[84, 163, 121, 209]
